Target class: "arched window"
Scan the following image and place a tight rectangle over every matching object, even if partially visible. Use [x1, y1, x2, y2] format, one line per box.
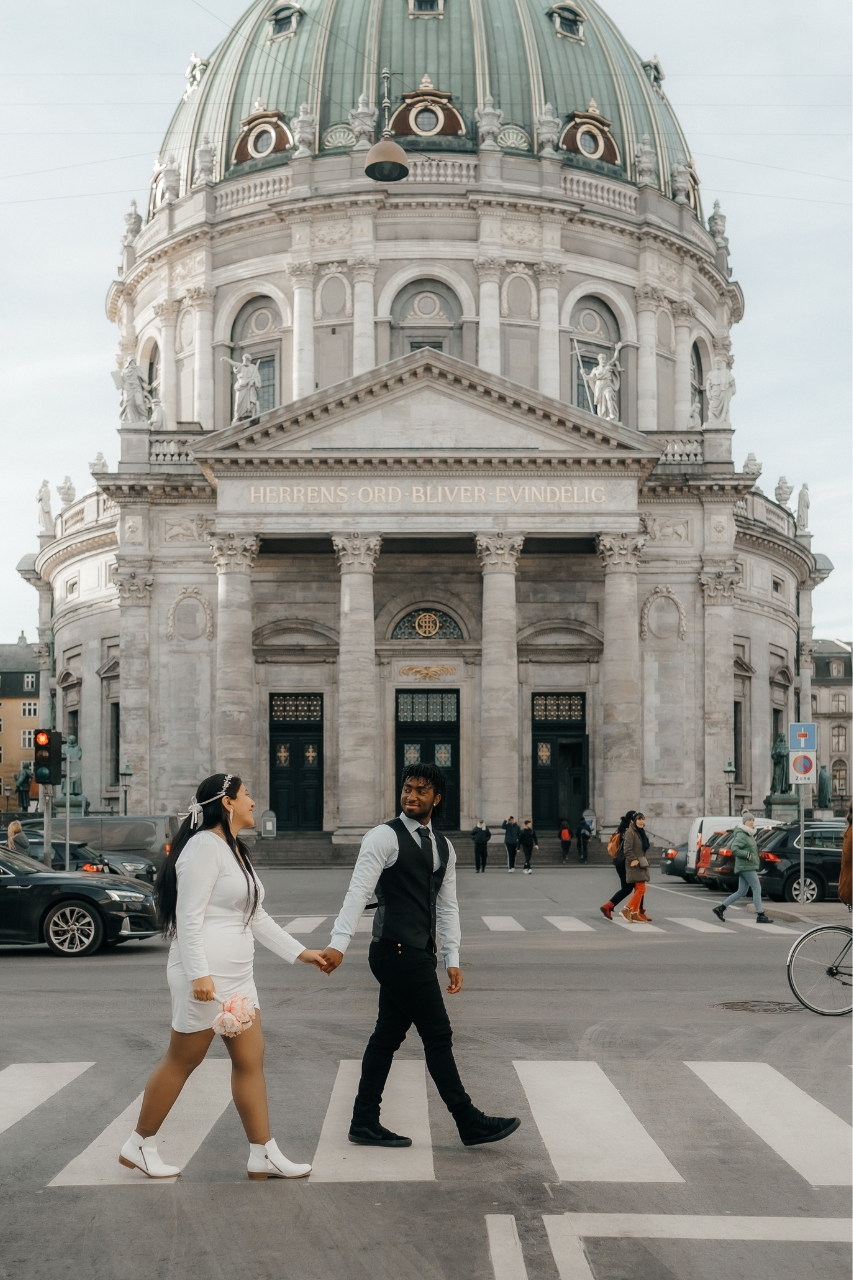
[832, 760, 848, 797]
[147, 343, 161, 407]
[390, 279, 462, 360]
[569, 296, 621, 417]
[547, 4, 584, 39]
[230, 296, 282, 415]
[690, 344, 704, 428]
[832, 724, 847, 753]
[392, 609, 463, 640]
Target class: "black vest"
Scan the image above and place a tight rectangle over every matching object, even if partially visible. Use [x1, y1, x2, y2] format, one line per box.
[372, 818, 448, 951]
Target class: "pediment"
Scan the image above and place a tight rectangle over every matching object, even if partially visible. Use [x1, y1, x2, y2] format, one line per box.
[194, 350, 658, 470]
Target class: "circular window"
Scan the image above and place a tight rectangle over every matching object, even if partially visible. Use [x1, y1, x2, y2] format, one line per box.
[248, 125, 276, 158]
[577, 126, 604, 159]
[249, 308, 273, 334]
[580, 309, 601, 335]
[410, 105, 443, 136]
[412, 292, 439, 318]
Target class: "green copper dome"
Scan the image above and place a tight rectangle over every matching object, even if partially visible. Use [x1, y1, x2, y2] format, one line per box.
[159, 0, 693, 199]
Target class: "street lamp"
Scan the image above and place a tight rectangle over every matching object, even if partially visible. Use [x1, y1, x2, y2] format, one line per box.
[4, 784, 11, 812]
[119, 760, 133, 816]
[364, 68, 409, 182]
[723, 758, 737, 817]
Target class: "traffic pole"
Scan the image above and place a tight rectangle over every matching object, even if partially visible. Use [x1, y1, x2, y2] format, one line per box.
[43, 786, 52, 868]
[65, 776, 71, 873]
[799, 783, 805, 904]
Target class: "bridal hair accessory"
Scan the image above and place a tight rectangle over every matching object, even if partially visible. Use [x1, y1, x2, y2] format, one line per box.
[212, 993, 256, 1037]
[188, 774, 234, 829]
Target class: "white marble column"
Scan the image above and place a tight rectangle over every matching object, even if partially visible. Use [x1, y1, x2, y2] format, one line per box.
[289, 260, 316, 399]
[153, 299, 179, 428]
[699, 557, 741, 813]
[673, 300, 694, 430]
[187, 285, 215, 430]
[597, 533, 645, 826]
[210, 534, 260, 787]
[536, 261, 562, 398]
[350, 255, 378, 375]
[636, 286, 661, 433]
[475, 256, 503, 376]
[332, 532, 382, 841]
[115, 564, 155, 812]
[476, 532, 524, 824]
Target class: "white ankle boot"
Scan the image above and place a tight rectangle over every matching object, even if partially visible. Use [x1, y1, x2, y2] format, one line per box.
[119, 1131, 180, 1178]
[247, 1138, 311, 1180]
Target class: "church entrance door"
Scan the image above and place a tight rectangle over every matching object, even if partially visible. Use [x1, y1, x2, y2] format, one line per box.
[395, 690, 460, 830]
[269, 693, 323, 831]
[531, 693, 588, 834]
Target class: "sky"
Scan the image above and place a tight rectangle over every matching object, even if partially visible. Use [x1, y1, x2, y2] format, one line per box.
[0, 0, 849, 643]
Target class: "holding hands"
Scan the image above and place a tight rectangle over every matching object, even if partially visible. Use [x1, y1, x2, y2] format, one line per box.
[299, 948, 337, 972]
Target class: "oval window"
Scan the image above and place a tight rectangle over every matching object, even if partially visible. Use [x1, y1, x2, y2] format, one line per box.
[414, 108, 439, 133]
[578, 128, 600, 156]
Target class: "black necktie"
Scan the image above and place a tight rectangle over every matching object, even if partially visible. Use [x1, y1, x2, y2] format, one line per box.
[418, 827, 433, 868]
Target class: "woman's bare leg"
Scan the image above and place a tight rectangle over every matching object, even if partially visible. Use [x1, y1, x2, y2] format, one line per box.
[223, 1015, 270, 1144]
[135, 1028, 214, 1138]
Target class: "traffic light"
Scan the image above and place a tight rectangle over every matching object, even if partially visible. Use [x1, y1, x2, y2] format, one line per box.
[34, 730, 62, 785]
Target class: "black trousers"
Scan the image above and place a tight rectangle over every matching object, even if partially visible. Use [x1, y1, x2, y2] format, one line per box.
[608, 860, 632, 907]
[352, 940, 472, 1126]
[505, 843, 519, 869]
[474, 844, 489, 871]
[520, 843, 534, 869]
[560, 839, 571, 860]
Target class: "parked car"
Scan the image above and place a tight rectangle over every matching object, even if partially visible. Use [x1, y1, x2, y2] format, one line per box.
[705, 821, 847, 903]
[685, 814, 780, 879]
[0, 846, 158, 955]
[21, 815, 179, 866]
[696, 830, 736, 889]
[660, 842, 689, 879]
[2, 835, 109, 876]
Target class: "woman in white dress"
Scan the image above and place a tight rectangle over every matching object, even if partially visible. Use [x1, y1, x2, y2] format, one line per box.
[120, 773, 329, 1180]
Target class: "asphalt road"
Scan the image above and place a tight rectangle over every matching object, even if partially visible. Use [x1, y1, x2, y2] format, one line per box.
[1, 864, 850, 1280]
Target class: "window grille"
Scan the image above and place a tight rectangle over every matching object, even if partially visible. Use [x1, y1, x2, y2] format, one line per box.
[21, 730, 34, 749]
[392, 609, 462, 640]
[270, 694, 323, 722]
[21, 701, 38, 718]
[832, 762, 848, 796]
[831, 693, 847, 713]
[832, 725, 847, 753]
[23, 673, 36, 691]
[397, 692, 458, 722]
[532, 693, 585, 723]
[257, 358, 276, 414]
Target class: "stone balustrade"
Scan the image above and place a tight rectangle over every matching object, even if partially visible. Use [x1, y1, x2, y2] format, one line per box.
[736, 491, 797, 538]
[562, 171, 638, 214]
[214, 171, 292, 214]
[149, 435, 198, 465]
[404, 156, 479, 184]
[660, 437, 704, 465]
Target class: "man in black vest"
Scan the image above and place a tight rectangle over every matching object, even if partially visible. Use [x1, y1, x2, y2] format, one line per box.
[320, 763, 520, 1148]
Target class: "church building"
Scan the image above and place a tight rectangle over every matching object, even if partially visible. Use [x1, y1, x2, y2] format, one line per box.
[19, 0, 832, 840]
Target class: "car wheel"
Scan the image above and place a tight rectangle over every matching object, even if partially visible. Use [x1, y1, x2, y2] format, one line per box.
[783, 872, 825, 904]
[44, 901, 104, 956]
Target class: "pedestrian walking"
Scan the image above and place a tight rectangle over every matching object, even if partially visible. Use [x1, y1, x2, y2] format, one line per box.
[577, 816, 591, 864]
[5, 821, 29, 855]
[120, 773, 329, 1181]
[318, 763, 520, 1149]
[621, 813, 652, 921]
[519, 820, 538, 874]
[839, 806, 851, 907]
[502, 816, 521, 872]
[469, 820, 491, 873]
[712, 813, 774, 923]
[600, 811, 640, 920]
[559, 819, 572, 862]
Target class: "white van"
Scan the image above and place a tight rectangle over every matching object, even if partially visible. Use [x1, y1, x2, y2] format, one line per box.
[686, 814, 780, 874]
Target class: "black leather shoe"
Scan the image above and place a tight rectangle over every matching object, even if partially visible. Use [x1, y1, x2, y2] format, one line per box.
[457, 1110, 521, 1147]
[348, 1123, 412, 1147]
[755, 913, 775, 924]
[712, 905, 726, 922]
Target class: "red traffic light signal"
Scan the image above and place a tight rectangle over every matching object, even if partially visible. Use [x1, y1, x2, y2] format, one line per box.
[34, 729, 62, 785]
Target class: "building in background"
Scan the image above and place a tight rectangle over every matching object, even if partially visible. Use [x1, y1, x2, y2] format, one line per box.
[0, 635, 41, 813]
[18, 0, 835, 839]
[811, 640, 852, 814]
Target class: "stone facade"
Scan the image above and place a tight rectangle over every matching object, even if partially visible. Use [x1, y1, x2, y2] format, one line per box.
[18, 1, 834, 840]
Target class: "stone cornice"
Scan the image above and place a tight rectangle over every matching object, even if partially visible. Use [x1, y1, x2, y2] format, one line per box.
[94, 476, 215, 504]
[642, 475, 757, 500]
[35, 528, 118, 581]
[735, 524, 816, 581]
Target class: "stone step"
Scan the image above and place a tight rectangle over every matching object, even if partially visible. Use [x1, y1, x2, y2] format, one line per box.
[247, 831, 614, 870]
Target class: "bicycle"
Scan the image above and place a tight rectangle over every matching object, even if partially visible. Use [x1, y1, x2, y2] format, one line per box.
[786, 908, 852, 1016]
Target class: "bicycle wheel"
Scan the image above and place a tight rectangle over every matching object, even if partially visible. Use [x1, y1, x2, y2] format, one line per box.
[787, 926, 853, 1016]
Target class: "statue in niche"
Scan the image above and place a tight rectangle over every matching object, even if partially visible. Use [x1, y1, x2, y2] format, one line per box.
[817, 763, 832, 809]
[586, 345, 624, 421]
[221, 353, 262, 422]
[112, 356, 150, 423]
[634, 134, 656, 186]
[705, 356, 736, 426]
[770, 732, 790, 795]
[796, 483, 810, 531]
[349, 93, 378, 150]
[37, 479, 54, 535]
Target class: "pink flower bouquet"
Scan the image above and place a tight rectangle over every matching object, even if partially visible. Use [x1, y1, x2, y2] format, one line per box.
[212, 993, 256, 1037]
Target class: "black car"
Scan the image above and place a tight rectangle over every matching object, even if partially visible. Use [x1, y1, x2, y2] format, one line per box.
[0, 846, 158, 955]
[707, 821, 847, 903]
[660, 841, 689, 879]
[22, 815, 178, 865]
[7, 837, 110, 876]
[11, 830, 156, 883]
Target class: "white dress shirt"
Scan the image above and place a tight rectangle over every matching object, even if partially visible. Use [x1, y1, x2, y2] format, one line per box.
[329, 813, 461, 969]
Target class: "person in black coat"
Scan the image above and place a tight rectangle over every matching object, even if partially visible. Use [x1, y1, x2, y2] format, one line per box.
[502, 817, 521, 872]
[469, 821, 491, 873]
[519, 821, 539, 874]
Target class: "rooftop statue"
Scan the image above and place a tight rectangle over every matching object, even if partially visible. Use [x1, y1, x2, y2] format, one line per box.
[37, 479, 53, 536]
[796, 484, 810, 531]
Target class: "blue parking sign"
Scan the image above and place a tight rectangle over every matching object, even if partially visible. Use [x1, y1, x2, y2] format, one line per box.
[788, 722, 817, 751]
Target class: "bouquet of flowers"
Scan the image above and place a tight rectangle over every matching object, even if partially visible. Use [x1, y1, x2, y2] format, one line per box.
[212, 993, 256, 1037]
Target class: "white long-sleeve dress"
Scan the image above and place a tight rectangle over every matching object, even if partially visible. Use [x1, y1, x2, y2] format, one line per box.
[167, 831, 305, 1033]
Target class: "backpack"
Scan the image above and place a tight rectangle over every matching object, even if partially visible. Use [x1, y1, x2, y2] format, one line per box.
[560, 827, 570, 842]
[607, 831, 622, 859]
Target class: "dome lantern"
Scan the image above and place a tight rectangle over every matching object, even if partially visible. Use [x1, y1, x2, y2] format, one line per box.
[364, 67, 409, 183]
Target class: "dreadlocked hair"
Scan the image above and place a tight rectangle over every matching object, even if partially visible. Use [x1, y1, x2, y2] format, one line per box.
[155, 773, 259, 937]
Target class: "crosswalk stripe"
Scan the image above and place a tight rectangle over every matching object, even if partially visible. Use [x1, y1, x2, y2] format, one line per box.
[685, 1062, 853, 1186]
[0, 1063, 94, 1137]
[309, 1060, 434, 1182]
[545, 917, 595, 932]
[514, 1061, 683, 1183]
[611, 917, 665, 933]
[278, 916, 328, 933]
[482, 916, 525, 931]
[486, 1215, 529, 1280]
[728, 916, 799, 936]
[666, 917, 734, 934]
[48, 1060, 233, 1186]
